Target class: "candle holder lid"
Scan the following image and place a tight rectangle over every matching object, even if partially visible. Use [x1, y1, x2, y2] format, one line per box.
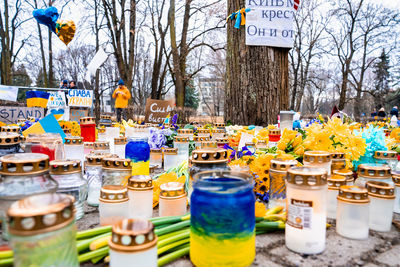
[163, 147, 178, 155]
[327, 175, 347, 190]
[64, 136, 83, 145]
[93, 141, 110, 150]
[193, 136, 210, 142]
[100, 114, 111, 120]
[191, 148, 228, 164]
[177, 129, 193, 135]
[303, 151, 331, 163]
[0, 153, 49, 176]
[357, 164, 391, 179]
[109, 219, 157, 252]
[257, 139, 267, 144]
[268, 129, 281, 135]
[331, 159, 346, 171]
[270, 158, 298, 172]
[80, 117, 95, 125]
[50, 159, 82, 174]
[330, 152, 345, 160]
[128, 176, 153, 191]
[150, 148, 162, 154]
[1, 125, 20, 133]
[374, 150, 398, 160]
[212, 129, 224, 133]
[114, 137, 127, 145]
[245, 142, 255, 147]
[159, 182, 186, 199]
[7, 193, 75, 236]
[197, 129, 210, 134]
[0, 132, 21, 145]
[200, 141, 217, 148]
[174, 136, 189, 143]
[214, 123, 225, 128]
[84, 142, 94, 149]
[102, 158, 131, 171]
[333, 169, 354, 181]
[97, 128, 106, 133]
[337, 185, 369, 203]
[392, 171, 400, 186]
[286, 166, 327, 186]
[85, 152, 117, 166]
[366, 181, 395, 199]
[215, 137, 228, 143]
[100, 185, 128, 203]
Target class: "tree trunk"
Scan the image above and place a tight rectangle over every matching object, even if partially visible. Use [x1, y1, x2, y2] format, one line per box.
[225, 0, 289, 126]
[48, 28, 54, 87]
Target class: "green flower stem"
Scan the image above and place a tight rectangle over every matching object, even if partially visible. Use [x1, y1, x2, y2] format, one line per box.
[0, 258, 13, 266]
[157, 244, 190, 267]
[77, 232, 111, 253]
[157, 228, 191, 241]
[78, 246, 109, 263]
[76, 225, 112, 240]
[157, 238, 189, 255]
[0, 251, 12, 259]
[91, 254, 105, 264]
[155, 220, 190, 236]
[157, 229, 190, 248]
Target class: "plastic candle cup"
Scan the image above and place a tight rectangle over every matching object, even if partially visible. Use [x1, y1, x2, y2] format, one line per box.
[212, 129, 225, 140]
[1, 125, 20, 133]
[331, 152, 346, 173]
[256, 139, 268, 150]
[150, 149, 162, 168]
[0, 153, 58, 240]
[159, 182, 187, 217]
[190, 170, 255, 267]
[197, 129, 211, 139]
[0, 132, 21, 157]
[8, 193, 79, 267]
[285, 167, 328, 255]
[163, 148, 179, 171]
[80, 117, 96, 142]
[127, 176, 153, 219]
[336, 185, 370, 240]
[366, 181, 395, 232]
[97, 128, 107, 141]
[268, 128, 281, 142]
[303, 151, 332, 176]
[174, 136, 189, 163]
[102, 158, 132, 186]
[99, 185, 129, 226]
[355, 164, 393, 187]
[326, 175, 347, 219]
[193, 136, 210, 149]
[177, 129, 194, 140]
[333, 169, 354, 185]
[126, 137, 150, 176]
[393, 172, 400, 214]
[374, 150, 399, 171]
[25, 133, 64, 161]
[64, 137, 84, 163]
[216, 137, 229, 148]
[114, 137, 127, 158]
[109, 219, 157, 267]
[268, 159, 298, 209]
[83, 142, 94, 155]
[200, 141, 217, 149]
[93, 141, 110, 154]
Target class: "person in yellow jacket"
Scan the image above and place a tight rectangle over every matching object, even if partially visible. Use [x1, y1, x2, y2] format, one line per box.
[112, 79, 132, 122]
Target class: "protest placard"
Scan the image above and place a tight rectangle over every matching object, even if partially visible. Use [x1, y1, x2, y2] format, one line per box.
[67, 89, 93, 107]
[69, 108, 89, 122]
[144, 98, 174, 124]
[0, 106, 45, 124]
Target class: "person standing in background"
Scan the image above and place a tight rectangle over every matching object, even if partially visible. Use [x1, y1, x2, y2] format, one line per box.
[112, 79, 131, 122]
[69, 80, 78, 89]
[390, 106, 398, 117]
[371, 109, 377, 117]
[377, 107, 386, 118]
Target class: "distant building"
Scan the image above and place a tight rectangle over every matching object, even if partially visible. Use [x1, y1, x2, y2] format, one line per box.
[197, 77, 224, 116]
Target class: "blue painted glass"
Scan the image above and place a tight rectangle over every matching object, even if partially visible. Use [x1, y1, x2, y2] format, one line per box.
[125, 137, 150, 175]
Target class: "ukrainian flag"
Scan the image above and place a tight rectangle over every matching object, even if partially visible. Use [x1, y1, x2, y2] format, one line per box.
[164, 114, 170, 124]
[22, 114, 66, 141]
[26, 91, 50, 108]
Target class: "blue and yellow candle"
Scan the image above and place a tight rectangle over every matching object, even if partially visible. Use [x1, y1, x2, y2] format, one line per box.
[125, 137, 150, 175]
[190, 171, 255, 266]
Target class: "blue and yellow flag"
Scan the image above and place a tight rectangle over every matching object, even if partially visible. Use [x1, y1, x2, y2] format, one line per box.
[26, 91, 50, 108]
[164, 114, 170, 124]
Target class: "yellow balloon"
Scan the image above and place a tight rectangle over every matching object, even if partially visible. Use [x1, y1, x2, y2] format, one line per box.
[55, 20, 76, 45]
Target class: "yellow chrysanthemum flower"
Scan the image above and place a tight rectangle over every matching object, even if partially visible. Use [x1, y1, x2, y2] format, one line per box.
[255, 202, 266, 217]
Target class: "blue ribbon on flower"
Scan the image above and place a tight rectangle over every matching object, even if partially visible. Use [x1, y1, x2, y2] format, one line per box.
[223, 144, 253, 160]
[227, 8, 251, 29]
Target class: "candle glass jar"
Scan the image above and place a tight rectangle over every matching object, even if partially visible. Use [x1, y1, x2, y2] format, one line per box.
[303, 151, 332, 176]
[97, 128, 107, 141]
[80, 117, 96, 142]
[336, 186, 370, 240]
[25, 133, 64, 161]
[99, 185, 129, 226]
[49, 160, 87, 220]
[256, 140, 268, 150]
[190, 170, 255, 267]
[177, 129, 194, 140]
[1, 125, 20, 133]
[150, 149, 162, 168]
[163, 148, 178, 171]
[174, 136, 189, 163]
[331, 152, 346, 173]
[327, 175, 347, 219]
[333, 169, 354, 185]
[279, 111, 295, 130]
[214, 123, 225, 129]
[285, 167, 328, 254]
[0, 153, 58, 240]
[201, 141, 217, 149]
[0, 132, 21, 157]
[197, 129, 211, 139]
[355, 164, 393, 187]
[268, 159, 298, 209]
[83, 142, 94, 155]
[366, 181, 395, 232]
[159, 182, 187, 217]
[374, 150, 399, 171]
[109, 219, 157, 267]
[127, 176, 153, 219]
[94, 141, 110, 154]
[102, 158, 132, 186]
[393, 172, 400, 214]
[268, 129, 281, 145]
[212, 129, 225, 140]
[215, 137, 228, 148]
[126, 137, 150, 176]
[114, 137, 127, 158]
[64, 137, 84, 163]
[193, 136, 210, 149]
[8, 193, 78, 267]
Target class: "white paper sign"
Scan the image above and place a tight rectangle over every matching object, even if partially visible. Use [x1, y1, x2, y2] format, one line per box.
[238, 132, 255, 150]
[67, 89, 93, 107]
[47, 91, 66, 108]
[0, 85, 18, 101]
[246, 0, 295, 48]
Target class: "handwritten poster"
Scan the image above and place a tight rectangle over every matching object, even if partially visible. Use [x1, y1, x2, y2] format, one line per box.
[144, 98, 174, 124]
[246, 0, 295, 47]
[69, 108, 89, 122]
[0, 107, 45, 124]
[67, 89, 93, 107]
[47, 91, 66, 107]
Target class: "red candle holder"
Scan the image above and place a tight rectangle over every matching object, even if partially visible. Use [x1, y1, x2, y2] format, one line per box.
[80, 117, 96, 142]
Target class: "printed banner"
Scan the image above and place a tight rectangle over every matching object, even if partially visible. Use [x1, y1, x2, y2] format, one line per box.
[0, 106, 45, 124]
[67, 89, 93, 107]
[144, 98, 175, 124]
[0, 85, 18, 102]
[246, 0, 295, 47]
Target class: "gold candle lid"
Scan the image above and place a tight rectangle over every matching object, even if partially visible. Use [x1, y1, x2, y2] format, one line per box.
[357, 164, 391, 179]
[0, 132, 21, 145]
[101, 115, 111, 120]
[102, 158, 131, 171]
[245, 142, 255, 147]
[0, 153, 49, 176]
[177, 129, 193, 135]
[109, 219, 157, 252]
[201, 141, 217, 148]
[337, 186, 369, 204]
[80, 117, 95, 125]
[191, 148, 228, 164]
[212, 129, 224, 134]
[94, 141, 110, 150]
[97, 128, 106, 134]
[174, 136, 189, 143]
[7, 193, 75, 236]
[216, 137, 229, 144]
[159, 182, 186, 199]
[286, 167, 327, 186]
[257, 140, 267, 144]
[114, 137, 127, 145]
[214, 123, 225, 128]
[270, 159, 298, 172]
[64, 136, 83, 145]
[100, 185, 128, 203]
[50, 159, 82, 174]
[327, 175, 347, 190]
[84, 142, 94, 149]
[331, 159, 346, 171]
[197, 129, 210, 135]
[164, 148, 178, 155]
[303, 151, 331, 163]
[1, 126, 20, 133]
[333, 169, 354, 183]
[128, 176, 153, 191]
[150, 148, 162, 154]
[392, 171, 400, 186]
[374, 150, 398, 160]
[63, 128, 71, 134]
[193, 136, 210, 142]
[269, 129, 281, 135]
[85, 152, 116, 166]
[366, 181, 395, 199]
[331, 152, 345, 160]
